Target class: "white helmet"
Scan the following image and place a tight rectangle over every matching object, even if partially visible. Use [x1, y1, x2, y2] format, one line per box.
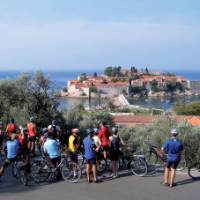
[170, 129, 178, 136]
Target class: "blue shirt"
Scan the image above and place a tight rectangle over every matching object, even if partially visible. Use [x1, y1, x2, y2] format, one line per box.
[43, 138, 61, 158]
[83, 136, 96, 160]
[7, 139, 20, 159]
[162, 138, 183, 162]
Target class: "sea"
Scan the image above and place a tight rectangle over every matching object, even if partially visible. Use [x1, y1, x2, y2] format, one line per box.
[0, 69, 200, 110]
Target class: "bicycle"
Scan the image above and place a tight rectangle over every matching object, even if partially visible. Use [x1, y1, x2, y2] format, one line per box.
[12, 158, 29, 186]
[188, 161, 200, 179]
[118, 151, 148, 177]
[31, 153, 82, 183]
[144, 140, 186, 171]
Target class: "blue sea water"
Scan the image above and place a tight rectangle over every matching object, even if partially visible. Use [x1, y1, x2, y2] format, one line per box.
[0, 69, 200, 110]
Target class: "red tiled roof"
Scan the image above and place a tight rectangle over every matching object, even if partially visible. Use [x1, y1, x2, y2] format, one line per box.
[176, 116, 200, 126]
[113, 115, 157, 123]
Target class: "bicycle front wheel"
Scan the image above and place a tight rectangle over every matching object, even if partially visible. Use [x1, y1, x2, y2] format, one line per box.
[61, 162, 81, 183]
[130, 158, 147, 177]
[188, 162, 200, 179]
[177, 157, 187, 171]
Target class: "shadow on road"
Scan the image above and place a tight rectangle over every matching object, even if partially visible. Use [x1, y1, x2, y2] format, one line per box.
[176, 178, 200, 186]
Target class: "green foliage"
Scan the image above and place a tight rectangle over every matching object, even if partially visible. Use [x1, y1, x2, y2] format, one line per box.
[174, 101, 200, 115]
[0, 71, 63, 128]
[89, 84, 97, 93]
[119, 118, 200, 163]
[79, 73, 87, 82]
[104, 66, 123, 77]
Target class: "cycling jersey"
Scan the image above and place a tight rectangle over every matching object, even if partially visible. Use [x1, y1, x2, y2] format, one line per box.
[43, 138, 61, 159]
[83, 135, 96, 160]
[162, 138, 184, 162]
[98, 126, 110, 146]
[68, 135, 80, 152]
[6, 139, 20, 159]
[27, 122, 37, 137]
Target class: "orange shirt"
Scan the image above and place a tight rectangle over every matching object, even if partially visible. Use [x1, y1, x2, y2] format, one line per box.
[27, 122, 37, 137]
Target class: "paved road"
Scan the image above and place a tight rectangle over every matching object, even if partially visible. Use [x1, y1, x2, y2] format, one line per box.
[0, 168, 199, 200]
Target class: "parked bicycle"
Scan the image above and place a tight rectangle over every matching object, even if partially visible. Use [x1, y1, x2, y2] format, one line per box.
[31, 153, 82, 183]
[188, 161, 200, 179]
[144, 140, 186, 171]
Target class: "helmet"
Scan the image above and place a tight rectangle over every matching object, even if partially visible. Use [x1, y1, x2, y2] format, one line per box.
[170, 129, 178, 136]
[93, 128, 98, 133]
[112, 126, 118, 134]
[10, 117, 15, 123]
[43, 128, 48, 133]
[72, 128, 79, 134]
[52, 120, 57, 126]
[86, 128, 94, 135]
[30, 117, 35, 122]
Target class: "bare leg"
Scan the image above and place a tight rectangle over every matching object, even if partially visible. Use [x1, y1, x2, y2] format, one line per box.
[170, 168, 176, 185]
[86, 164, 91, 182]
[0, 166, 5, 177]
[164, 167, 169, 184]
[92, 164, 97, 181]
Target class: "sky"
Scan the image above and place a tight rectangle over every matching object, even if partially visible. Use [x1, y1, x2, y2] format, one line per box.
[0, 0, 200, 71]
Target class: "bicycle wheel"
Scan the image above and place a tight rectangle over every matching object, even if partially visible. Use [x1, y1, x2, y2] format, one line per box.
[12, 163, 18, 178]
[145, 151, 158, 165]
[31, 161, 50, 183]
[61, 162, 81, 183]
[97, 159, 107, 173]
[188, 162, 200, 179]
[19, 170, 28, 186]
[130, 158, 147, 177]
[177, 157, 187, 171]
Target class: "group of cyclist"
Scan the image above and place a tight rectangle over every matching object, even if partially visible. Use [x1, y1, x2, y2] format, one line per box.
[0, 118, 124, 183]
[0, 117, 184, 187]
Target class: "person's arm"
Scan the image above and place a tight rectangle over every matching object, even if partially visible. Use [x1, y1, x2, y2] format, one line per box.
[119, 136, 125, 146]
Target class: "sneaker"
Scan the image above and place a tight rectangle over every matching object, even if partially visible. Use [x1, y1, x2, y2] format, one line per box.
[169, 183, 176, 188]
[162, 182, 169, 187]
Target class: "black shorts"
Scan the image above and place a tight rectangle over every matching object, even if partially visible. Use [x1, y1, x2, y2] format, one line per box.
[69, 152, 78, 163]
[166, 160, 180, 169]
[110, 150, 120, 161]
[86, 157, 97, 165]
[102, 145, 110, 152]
[50, 157, 61, 167]
[3, 157, 17, 168]
[29, 136, 36, 142]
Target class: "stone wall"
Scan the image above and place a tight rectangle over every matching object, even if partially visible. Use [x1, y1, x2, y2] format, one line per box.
[190, 81, 200, 91]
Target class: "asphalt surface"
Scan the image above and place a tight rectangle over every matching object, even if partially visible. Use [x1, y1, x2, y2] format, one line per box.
[0, 166, 199, 200]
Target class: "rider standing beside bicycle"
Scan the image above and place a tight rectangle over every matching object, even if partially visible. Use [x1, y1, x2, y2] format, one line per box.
[0, 134, 20, 179]
[161, 129, 184, 188]
[98, 121, 110, 161]
[43, 131, 61, 168]
[83, 129, 98, 183]
[109, 127, 124, 178]
[68, 128, 80, 163]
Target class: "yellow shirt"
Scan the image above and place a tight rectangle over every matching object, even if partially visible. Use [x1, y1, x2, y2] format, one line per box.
[68, 135, 76, 152]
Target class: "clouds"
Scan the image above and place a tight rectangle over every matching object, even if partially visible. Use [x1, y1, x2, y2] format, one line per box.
[0, 19, 200, 70]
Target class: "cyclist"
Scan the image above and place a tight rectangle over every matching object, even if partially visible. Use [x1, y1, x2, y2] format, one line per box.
[83, 129, 98, 183]
[98, 121, 110, 160]
[48, 120, 61, 140]
[109, 127, 124, 178]
[68, 128, 80, 163]
[6, 118, 19, 136]
[0, 134, 20, 178]
[161, 129, 184, 188]
[27, 117, 37, 153]
[43, 131, 61, 169]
